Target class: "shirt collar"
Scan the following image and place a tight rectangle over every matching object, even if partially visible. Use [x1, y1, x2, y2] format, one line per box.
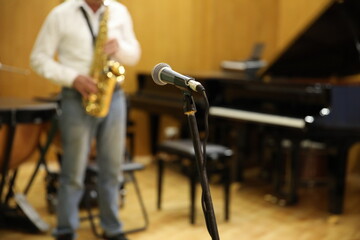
[79, 0, 106, 16]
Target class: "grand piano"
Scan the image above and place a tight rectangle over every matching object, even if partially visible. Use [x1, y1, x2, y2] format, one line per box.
[129, 0, 360, 215]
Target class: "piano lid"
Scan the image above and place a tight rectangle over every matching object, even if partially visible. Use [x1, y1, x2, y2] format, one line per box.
[261, 0, 360, 78]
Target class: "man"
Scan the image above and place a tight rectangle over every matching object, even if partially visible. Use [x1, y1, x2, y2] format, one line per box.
[30, 0, 141, 239]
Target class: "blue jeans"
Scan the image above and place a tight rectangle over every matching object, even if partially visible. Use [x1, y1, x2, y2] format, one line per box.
[55, 88, 127, 237]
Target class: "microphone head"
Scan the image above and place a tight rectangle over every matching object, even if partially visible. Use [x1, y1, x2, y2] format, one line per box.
[152, 63, 170, 86]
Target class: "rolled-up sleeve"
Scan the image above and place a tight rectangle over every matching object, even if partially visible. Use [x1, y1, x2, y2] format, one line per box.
[30, 10, 78, 87]
[110, 6, 141, 66]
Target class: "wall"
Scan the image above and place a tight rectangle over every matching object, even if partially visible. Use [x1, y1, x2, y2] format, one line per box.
[0, 0, 332, 155]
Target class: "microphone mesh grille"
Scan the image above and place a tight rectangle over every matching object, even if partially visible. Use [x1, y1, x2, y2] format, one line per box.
[151, 63, 170, 85]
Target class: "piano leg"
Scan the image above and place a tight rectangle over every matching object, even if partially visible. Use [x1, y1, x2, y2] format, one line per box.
[286, 139, 300, 205]
[149, 114, 160, 155]
[270, 133, 283, 202]
[231, 124, 248, 182]
[327, 141, 350, 214]
[265, 136, 300, 207]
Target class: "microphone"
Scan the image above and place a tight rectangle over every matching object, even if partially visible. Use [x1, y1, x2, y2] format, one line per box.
[151, 63, 204, 92]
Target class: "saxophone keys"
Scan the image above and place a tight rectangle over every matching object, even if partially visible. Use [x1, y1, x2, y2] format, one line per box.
[86, 103, 97, 113]
[118, 65, 125, 75]
[106, 71, 114, 79]
[108, 60, 125, 76]
[97, 82, 105, 90]
[89, 94, 98, 102]
[117, 75, 125, 84]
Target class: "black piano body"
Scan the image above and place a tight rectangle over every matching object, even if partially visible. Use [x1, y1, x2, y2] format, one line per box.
[205, 77, 360, 215]
[129, 0, 360, 215]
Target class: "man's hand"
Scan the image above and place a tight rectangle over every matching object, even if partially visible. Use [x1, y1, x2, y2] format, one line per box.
[104, 38, 119, 56]
[72, 75, 98, 98]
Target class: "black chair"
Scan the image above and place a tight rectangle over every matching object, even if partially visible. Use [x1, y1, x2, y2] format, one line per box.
[155, 139, 233, 224]
[81, 160, 149, 236]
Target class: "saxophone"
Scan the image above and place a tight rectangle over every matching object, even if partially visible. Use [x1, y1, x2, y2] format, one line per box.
[83, 4, 125, 117]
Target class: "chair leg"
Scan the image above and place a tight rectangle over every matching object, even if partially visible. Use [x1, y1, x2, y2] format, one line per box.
[122, 171, 149, 234]
[224, 161, 231, 221]
[157, 158, 164, 210]
[82, 187, 102, 238]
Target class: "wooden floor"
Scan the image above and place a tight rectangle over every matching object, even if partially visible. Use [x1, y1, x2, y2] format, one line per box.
[1, 156, 360, 240]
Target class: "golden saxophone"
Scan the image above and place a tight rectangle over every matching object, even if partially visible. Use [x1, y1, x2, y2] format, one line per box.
[83, 4, 125, 117]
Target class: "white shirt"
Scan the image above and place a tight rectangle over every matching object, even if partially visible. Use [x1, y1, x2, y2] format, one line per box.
[30, 0, 141, 87]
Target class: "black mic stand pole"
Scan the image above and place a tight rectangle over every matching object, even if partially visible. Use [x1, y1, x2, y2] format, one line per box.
[182, 91, 220, 240]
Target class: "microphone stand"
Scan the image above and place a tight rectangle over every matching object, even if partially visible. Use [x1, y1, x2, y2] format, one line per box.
[182, 90, 220, 240]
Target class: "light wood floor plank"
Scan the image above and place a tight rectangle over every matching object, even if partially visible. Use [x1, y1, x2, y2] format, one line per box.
[0, 157, 359, 240]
